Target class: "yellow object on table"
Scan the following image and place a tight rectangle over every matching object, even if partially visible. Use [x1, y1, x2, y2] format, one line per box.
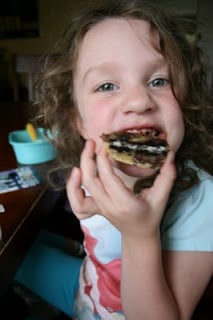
[26, 123, 37, 141]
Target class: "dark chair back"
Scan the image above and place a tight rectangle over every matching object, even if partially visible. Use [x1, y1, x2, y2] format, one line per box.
[12, 54, 46, 102]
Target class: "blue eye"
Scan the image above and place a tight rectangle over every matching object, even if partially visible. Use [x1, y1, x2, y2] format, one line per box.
[96, 83, 118, 92]
[149, 78, 169, 87]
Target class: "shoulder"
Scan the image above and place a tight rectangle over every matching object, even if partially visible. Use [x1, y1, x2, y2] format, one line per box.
[161, 167, 213, 252]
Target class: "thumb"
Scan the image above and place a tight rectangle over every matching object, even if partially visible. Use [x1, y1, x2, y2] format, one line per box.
[145, 151, 176, 207]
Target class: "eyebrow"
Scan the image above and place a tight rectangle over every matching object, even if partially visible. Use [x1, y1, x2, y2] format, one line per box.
[83, 62, 119, 83]
[145, 57, 168, 73]
[83, 57, 168, 83]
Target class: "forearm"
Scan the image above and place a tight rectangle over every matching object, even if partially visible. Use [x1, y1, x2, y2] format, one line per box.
[121, 234, 180, 320]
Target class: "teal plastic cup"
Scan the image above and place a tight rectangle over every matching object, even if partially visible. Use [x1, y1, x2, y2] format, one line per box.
[8, 128, 57, 164]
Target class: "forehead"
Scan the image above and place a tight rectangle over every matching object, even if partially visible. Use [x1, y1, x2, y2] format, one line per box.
[84, 17, 152, 43]
[76, 18, 161, 70]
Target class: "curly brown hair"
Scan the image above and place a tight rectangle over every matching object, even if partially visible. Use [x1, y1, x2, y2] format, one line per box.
[35, 0, 213, 189]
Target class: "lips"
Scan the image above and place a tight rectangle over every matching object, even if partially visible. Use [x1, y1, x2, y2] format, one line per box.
[125, 127, 167, 139]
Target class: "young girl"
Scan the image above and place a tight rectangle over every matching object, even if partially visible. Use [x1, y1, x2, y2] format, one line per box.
[15, 0, 213, 319]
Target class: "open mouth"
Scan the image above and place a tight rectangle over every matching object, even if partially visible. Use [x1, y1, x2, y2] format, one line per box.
[126, 127, 166, 139]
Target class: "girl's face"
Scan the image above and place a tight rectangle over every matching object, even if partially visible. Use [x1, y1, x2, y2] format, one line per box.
[74, 18, 185, 178]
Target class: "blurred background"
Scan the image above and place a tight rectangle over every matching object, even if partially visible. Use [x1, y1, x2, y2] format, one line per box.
[0, 0, 212, 102]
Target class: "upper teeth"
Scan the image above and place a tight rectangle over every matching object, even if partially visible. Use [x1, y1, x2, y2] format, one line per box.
[127, 129, 158, 136]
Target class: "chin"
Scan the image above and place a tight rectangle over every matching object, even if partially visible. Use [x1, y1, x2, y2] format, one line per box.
[113, 160, 159, 179]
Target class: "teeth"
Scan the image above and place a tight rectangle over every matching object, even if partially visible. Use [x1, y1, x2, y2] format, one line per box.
[127, 128, 159, 136]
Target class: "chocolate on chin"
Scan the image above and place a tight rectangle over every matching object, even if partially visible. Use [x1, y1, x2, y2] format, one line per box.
[101, 131, 169, 169]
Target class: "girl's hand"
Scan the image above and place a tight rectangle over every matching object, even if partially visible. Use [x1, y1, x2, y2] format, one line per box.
[66, 140, 101, 220]
[66, 139, 176, 239]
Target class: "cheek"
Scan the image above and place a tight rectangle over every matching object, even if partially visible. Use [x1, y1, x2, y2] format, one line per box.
[80, 100, 113, 139]
[175, 123, 185, 151]
[168, 111, 185, 152]
[80, 113, 107, 151]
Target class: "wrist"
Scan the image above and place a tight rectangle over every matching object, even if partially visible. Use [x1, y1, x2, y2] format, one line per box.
[122, 231, 161, 254]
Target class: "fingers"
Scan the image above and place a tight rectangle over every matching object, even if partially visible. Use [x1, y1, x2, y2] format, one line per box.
[66, 166, 99, 220]
[143, 151, 176, 209]
[80, 140, 107, 197]
[79, 141, 134, 219]
[67, 140, 176, 227]
[80, 139, 97, 179]
[96, 146, 131, 198]
[157, 150, 176, 193]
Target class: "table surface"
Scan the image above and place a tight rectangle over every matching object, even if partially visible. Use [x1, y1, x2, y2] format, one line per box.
[0, 102, 62, 297]
[0, 102, 43, 242]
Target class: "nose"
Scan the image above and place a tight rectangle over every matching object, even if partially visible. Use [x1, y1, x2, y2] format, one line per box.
[121, 85, 155, 114]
